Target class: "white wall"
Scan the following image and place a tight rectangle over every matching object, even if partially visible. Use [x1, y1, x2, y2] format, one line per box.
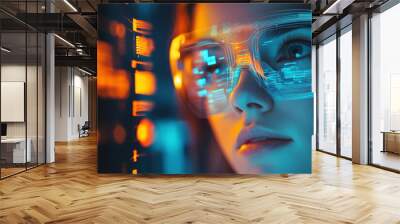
[1, 63, 46, 164]
[1, 65, 39, 138]
[55, 67, 89, 141]
[55, 66, 69, 141]
[72, 73, 89, 138]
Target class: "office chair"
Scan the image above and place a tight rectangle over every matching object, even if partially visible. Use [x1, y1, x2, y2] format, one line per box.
[79, 121, 90, 138]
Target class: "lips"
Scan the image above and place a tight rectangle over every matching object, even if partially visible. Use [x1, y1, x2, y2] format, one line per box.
[235, 125, 293, 155]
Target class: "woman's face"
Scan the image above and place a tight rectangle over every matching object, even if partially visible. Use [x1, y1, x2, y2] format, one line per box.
[189, 5, 313, 174]
[208, 84, 313, 174]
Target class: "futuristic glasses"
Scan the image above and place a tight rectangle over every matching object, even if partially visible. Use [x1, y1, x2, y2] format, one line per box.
[170, 10, 312, 117]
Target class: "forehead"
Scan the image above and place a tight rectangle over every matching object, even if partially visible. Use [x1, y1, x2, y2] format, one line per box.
[192, 4, 308, 30]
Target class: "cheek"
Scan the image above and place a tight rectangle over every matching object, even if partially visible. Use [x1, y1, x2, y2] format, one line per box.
[282, 99, 314, 135]
[268, 99, 314, 151]
[208, 112, 243, 156]
[207, 99, 313, 173]
[248, 99, 313, 172]
[208, 112, 253, 171]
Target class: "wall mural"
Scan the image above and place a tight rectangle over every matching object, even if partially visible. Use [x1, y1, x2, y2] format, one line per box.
[97, 3, 313, 174]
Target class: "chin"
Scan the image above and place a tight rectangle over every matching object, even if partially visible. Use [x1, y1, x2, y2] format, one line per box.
[233, 142, 305, 174]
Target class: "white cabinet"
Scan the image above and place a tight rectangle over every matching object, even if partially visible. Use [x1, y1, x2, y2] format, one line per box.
[1, 138, 32, 163]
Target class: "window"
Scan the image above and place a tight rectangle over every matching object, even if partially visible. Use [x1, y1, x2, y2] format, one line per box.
[371, 3, 400, 171]
[317, 36, 337, 154]
[0, 1, 47, 179]
[339, 27, 352, 158]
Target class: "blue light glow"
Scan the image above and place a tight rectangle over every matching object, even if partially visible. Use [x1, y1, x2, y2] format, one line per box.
[197, 89, 207, 97]
[200, 49, 216, 66]
[196, 78, 206, 87]
[193, 67, 203, 75]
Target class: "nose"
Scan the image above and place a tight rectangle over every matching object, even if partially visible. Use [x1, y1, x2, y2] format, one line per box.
[229, 68, 273, 118]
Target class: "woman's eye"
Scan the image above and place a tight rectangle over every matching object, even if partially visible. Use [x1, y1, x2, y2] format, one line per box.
[276, 41, 310, 63]
[288, 45, 304, 59]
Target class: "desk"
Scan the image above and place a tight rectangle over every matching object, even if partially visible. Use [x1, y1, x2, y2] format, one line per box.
[382, 131, 400, 154]
[1, 138, 31, 163]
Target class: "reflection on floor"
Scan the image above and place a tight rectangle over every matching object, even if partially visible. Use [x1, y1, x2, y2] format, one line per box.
[0, 135, 400, 223]
[0, 167, 25, 178]
[0, 163, 42, 178]
[373, 150, 400, 171]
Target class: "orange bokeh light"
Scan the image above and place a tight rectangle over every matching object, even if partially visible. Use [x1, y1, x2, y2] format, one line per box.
[110, 21, 126, 39]
[132, 100, 154, 117]
[132, 18, 152, 35]
[135, 36, 154, 57]
[132, 149, 139, 162]
[113, 124, 126, 144]
[173, 72, 182, 90]
[97, 41, 130, 99]
[135, 70, 156, 95]
[131, 60, 153, 70]
[136, 118, 154, 147]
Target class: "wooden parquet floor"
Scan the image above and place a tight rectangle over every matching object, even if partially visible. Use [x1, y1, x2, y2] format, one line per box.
[1, 135, 400, 224]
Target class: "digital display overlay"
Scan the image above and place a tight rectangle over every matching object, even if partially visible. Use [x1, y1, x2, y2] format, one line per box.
[97, 3, 313, 174]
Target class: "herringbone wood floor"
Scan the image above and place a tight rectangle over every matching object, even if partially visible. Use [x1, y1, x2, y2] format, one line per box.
[1, 135, 400, 224]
